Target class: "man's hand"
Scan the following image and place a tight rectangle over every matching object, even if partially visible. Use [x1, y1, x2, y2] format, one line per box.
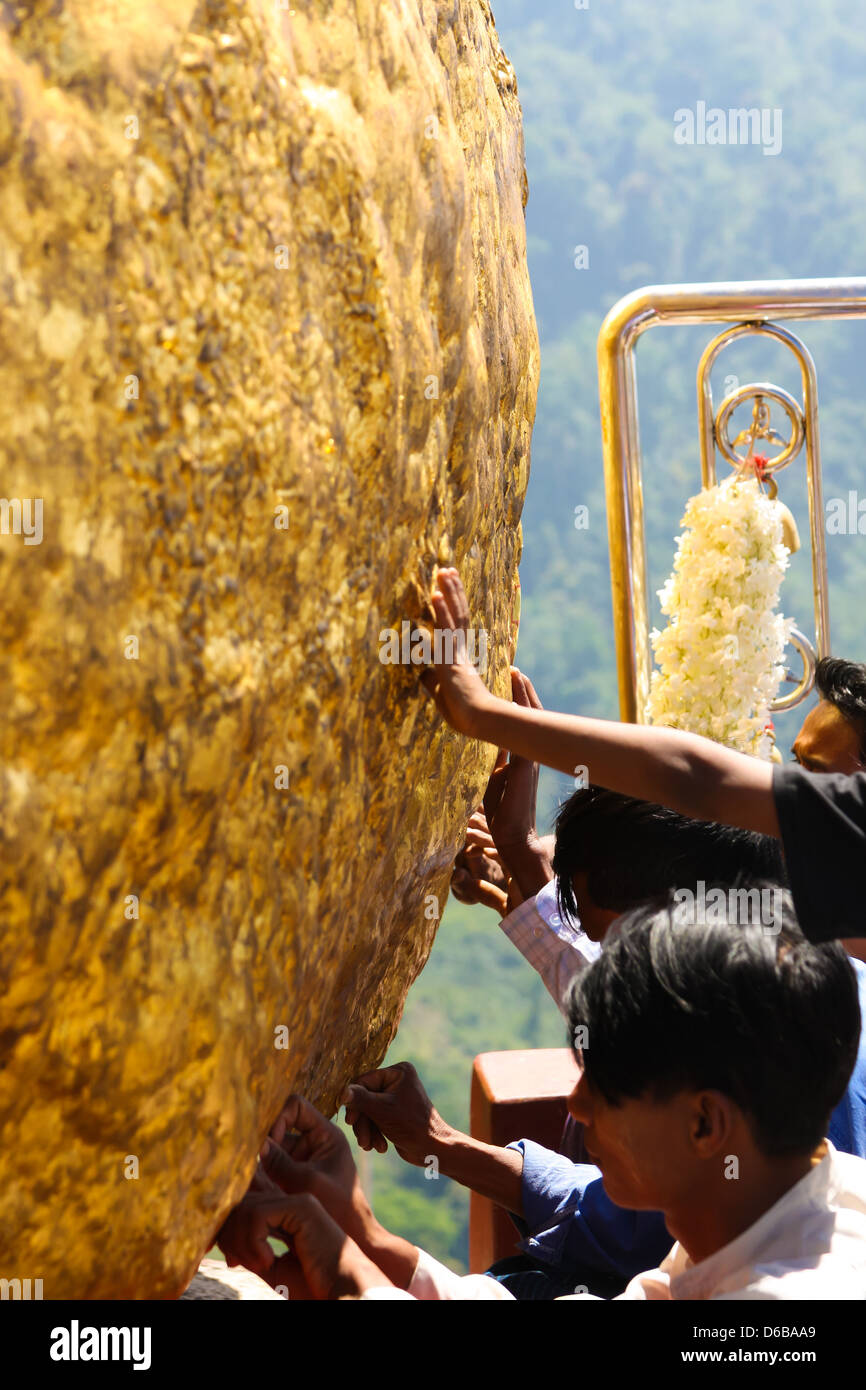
[216, 1161, 304, 1287]
[264, 1094, 358, 1201]
[420, 568, 495, 736]
[257, 1094, 373, 1250]
[255, 1094, 420, 1290]
[345, 1063, 526, 1215]
[217, 1190, 392, 1300]
[451, 808, 510, 914]
[343, 1061, 453, 1166]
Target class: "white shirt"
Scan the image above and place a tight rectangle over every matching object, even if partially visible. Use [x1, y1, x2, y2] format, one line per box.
[596, 1145, 866, 1301]
[360, 1247, 515, 1300]
[497, 878, 600, 1015]
[361, 1145, 866, 1301]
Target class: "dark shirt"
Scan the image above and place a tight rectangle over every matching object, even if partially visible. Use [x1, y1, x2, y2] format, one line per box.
[772, 764, 866, 942]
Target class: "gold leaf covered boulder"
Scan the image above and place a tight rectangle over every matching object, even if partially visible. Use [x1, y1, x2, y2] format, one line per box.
[0, 1, 538, 1296]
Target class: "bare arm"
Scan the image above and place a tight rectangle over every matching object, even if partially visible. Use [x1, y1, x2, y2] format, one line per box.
[476, 702, 778, 837]
[480, 673, 556, 900]
[432, 1132, 524, 1214]
[423, 569, 779, 838]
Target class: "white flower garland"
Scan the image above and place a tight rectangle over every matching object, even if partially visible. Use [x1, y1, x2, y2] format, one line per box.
[646, 473, 794, 758]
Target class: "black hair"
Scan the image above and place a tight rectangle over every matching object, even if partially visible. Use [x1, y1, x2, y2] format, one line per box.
[566, 890, 861, 1158]
[552, 785, 786, 924]
[815, 656, 866, 762]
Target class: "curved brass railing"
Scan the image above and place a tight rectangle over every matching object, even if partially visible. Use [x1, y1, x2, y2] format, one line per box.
[597, 278, 866, 724]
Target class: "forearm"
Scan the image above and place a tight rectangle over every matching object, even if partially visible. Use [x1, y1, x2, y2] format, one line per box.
[496, 833, 554, 900]
[356, 1219, 420, 1290]
[311, 1180, 419, 1290]
[430, 1129, 524, 1216]
[266, 1236, 405, 1300]
[472, 699, 779, 836]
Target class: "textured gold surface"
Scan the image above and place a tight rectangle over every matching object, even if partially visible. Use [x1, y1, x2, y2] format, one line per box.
[0, 1, 538, 1297]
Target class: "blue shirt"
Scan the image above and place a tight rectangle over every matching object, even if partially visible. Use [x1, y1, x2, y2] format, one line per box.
[828, 958, 866, 1156]
[505, 958, 866, 1285]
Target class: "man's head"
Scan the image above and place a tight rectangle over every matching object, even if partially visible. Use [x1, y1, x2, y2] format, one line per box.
[552, 787, 785, 941]
[793, 656, 866, 773]
[565, 892, 861, 1216]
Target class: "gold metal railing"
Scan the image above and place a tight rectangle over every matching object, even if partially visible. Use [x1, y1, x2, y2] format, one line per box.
[597, 278, 866, 725]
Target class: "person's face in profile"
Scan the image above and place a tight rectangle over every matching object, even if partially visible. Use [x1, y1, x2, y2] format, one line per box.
[566, 1063, 710, 1213]
[568, 870, 620, 942]
[792, 699, 864, 775]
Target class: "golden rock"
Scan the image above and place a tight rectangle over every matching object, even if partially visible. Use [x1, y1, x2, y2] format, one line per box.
[0, 2, 538, 1296]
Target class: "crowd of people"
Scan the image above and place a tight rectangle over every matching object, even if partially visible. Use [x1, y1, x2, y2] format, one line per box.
[216, 569, 866, 1300]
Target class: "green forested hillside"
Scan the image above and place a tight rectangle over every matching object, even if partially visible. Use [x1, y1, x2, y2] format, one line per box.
[360, 0, 866, 1271]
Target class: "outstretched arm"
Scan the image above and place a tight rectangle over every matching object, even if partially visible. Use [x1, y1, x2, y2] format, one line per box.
[421, 569, 779, 838]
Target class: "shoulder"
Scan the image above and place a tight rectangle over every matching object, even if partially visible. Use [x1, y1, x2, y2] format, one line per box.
[773, 764, 866, 823]
[717, 1260, 866, 1300]
[827, 1146, 866, 1202]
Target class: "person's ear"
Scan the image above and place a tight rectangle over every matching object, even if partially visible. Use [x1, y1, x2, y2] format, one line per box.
[689, 1090, 735, 1157]
[567, 1070, 593, 1127]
